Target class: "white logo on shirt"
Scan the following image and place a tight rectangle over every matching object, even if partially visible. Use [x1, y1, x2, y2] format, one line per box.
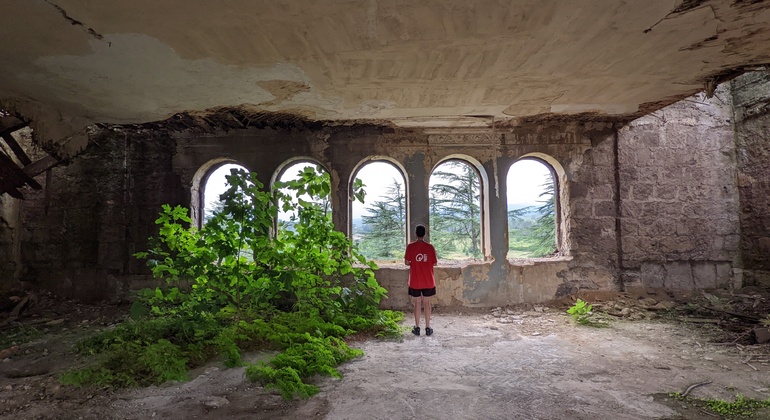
[415, 253, 428, 262]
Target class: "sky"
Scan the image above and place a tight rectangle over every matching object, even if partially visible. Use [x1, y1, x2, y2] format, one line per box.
[203, 160, 552, 217]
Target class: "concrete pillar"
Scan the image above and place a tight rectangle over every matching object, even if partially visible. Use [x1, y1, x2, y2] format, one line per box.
[484, 158, 509, 261]
[330, 165, 351, 236]
[404, 152, 430, 242]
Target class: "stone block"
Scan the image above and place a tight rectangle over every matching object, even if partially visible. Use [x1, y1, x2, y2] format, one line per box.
[620, 202, 642, 218]
[640, 263, 665, 288]
[753, 327, 770, 345]
[664, 262, 694, 289]
[570, 182, 589, 199]
[654, 185, 677, 200]
[632, 184, 653, 201]
[715, 263, 733, 287]
[593, 201, 616, 217]
[692, 263, 717, 289]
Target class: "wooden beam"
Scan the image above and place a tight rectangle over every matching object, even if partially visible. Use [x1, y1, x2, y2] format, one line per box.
[1, 133, 32, 166]
[23, 155, 59, 177]
[0, 121, 28, 138]
[5, 187, 23, 199]
[0, 149, 42, 190]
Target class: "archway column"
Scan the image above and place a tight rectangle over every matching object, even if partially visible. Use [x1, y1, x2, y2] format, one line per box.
[330, 166, 351, 236]
[484, 158, 508, 261]
[404, 152, 430, 242]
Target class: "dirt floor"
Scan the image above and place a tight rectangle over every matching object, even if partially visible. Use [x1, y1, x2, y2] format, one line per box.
[1, 287, 769, 419]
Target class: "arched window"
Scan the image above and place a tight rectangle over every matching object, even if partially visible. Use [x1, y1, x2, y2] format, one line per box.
[201, 162, 248, 226]
[273, 160, 330, 231]
[506, 158, 557, 258]
[429, 159, 482, 260]
[351, 161, 407, 261]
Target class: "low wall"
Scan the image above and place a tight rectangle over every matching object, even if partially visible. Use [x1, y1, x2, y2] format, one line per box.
[375, 258, 571, 310]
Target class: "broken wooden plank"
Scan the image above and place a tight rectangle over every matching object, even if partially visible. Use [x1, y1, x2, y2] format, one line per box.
[0, 149, 42, 190]
[700, 305, 762, 322]
[8, 295, 30, 318]
[4, 187, 23, 199]
[0, 120, 27, 137]
[23, 155, 59, 177]
[1, 132, 32, 166]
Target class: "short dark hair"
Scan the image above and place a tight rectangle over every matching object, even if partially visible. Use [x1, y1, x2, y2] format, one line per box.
[415, 224, 426, 238]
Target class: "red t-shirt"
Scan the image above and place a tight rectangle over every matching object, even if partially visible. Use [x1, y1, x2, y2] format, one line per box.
[404, 240, 437, 289]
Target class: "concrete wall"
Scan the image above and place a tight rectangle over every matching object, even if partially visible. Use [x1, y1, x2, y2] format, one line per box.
[732, 71, 770, 286]
[618, 86, 741, 290]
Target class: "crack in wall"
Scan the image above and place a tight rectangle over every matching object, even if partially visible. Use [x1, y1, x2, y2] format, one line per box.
[643, 1, 714, 33]
[43, 0, 106, 42]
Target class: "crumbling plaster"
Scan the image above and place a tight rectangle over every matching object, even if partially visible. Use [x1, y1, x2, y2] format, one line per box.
[3, 1, 770, 151]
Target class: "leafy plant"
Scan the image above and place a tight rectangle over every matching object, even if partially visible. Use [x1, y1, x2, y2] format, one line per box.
[567, 299, 592, 323]
[566, 299, 607, 327]
[670, 392, 770, 418]
[61, 168, 401, 398]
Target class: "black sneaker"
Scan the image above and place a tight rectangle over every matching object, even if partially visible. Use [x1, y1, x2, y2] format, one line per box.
[425, 327, 433, 336]
[412, 326, 420, 336]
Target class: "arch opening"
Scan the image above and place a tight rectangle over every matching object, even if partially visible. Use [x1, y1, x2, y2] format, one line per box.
[429, 159, 483, 261]
[273, 160, 331, 231]
[351, 161, 407, 261]
[506, 158, 558, 259]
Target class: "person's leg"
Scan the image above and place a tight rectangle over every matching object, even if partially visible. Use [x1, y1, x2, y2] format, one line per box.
[413, 296, 422, 327]
[424, 296, 432, 329]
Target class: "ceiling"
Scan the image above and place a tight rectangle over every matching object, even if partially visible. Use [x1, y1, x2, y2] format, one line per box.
[1, 0, 770, 144]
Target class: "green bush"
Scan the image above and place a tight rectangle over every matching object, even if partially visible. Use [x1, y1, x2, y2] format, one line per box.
[60, 168, 401, 398]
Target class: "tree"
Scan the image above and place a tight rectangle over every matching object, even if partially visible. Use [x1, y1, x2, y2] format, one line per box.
[203, 200, 226, 225]
[359, 179, 406, 259]
[528, 176, 557, 257]
[508, 175, 556, 258]
[430, 161, 481, 258]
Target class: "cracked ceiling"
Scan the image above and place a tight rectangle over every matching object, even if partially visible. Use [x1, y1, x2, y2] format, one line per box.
[1, 0, 770, 150]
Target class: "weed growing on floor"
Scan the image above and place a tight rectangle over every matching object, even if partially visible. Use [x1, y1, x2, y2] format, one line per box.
[567, 299, 609, 327]
[669, 392, 770, 418]
[0, 324, 42, 348]
[60, 168, 402, 399]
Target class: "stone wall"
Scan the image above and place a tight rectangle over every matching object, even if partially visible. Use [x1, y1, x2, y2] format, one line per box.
[14, 129, 186, 300]
[732, 71, 770, 286]
[6, 120, 622, 305]
[8, 78, 767, 302]
[618, 86, 741, 290]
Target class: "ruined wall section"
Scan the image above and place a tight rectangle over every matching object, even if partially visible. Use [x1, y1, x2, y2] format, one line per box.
[558, 129, 620, 294]
[16, 129, 186, 300]
[618, 87, 740, 290]
[0, 128, 48, 288]
[732, 71, 770, 286]
[9, 121, 627, 305]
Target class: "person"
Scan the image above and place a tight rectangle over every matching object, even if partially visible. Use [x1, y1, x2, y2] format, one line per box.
[404, 224, 437, 336]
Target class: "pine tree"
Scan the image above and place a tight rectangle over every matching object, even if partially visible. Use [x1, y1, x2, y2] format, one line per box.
[430, 161, 481, 258]
[528, 176, 557, 257]
[359, 179, 406, 259]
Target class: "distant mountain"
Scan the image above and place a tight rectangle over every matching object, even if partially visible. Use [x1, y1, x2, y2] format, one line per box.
[507, 202, 539, 211]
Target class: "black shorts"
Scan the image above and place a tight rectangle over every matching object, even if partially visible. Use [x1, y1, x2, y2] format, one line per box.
[408, 287, 436, 297]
